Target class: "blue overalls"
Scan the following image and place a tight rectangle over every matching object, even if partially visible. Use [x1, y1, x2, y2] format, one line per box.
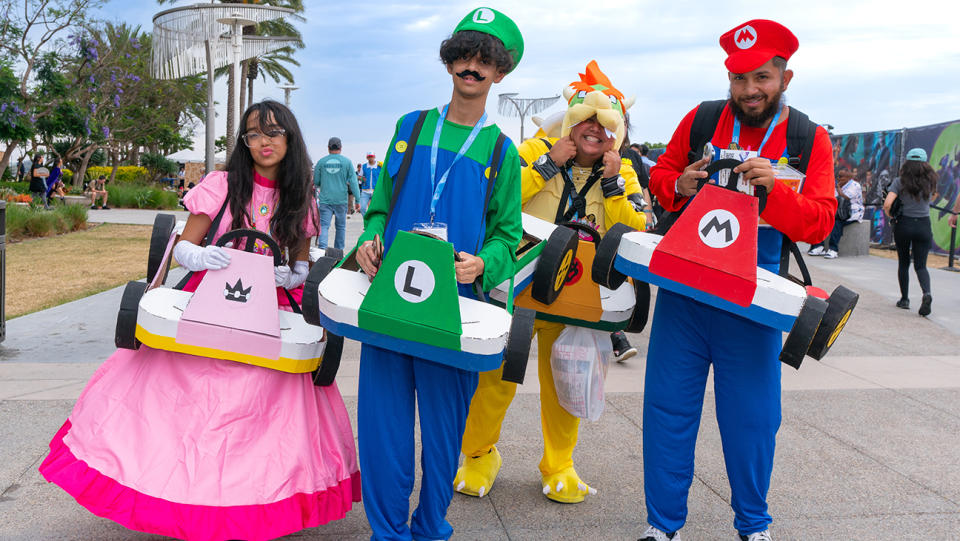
[644, 127, 791, 537]
[358, 109, 508, 541]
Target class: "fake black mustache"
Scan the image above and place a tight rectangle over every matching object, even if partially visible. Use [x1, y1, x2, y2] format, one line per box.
[456, 70, 485, 81]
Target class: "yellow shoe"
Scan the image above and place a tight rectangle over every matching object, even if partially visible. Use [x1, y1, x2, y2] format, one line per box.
[453, 446, 502, 498]
[541, 466, 596, 503]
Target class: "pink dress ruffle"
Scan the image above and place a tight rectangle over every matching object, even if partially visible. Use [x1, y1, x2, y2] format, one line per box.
[40, 347, 360, 541]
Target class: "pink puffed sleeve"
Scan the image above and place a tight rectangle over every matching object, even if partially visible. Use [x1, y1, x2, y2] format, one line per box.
[183, 171, 229, 219]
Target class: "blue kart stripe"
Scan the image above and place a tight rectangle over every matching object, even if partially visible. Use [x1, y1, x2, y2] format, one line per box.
[615, 256, 796, 332]
[317, 312, 504, 373]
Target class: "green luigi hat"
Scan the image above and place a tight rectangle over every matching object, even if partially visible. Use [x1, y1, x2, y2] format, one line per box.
[453, 7, 524, 72]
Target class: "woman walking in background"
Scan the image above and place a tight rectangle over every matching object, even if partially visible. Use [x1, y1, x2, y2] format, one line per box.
[884, 148, 938, 316]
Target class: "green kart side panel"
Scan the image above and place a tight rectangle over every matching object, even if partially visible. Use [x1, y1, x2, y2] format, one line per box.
[358, 230, 463, 351]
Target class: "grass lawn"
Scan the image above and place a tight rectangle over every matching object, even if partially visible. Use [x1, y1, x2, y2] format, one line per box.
[6, 223, 155, 318]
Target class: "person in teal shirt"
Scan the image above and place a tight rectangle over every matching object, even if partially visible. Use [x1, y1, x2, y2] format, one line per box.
[352, 7, 524, 540]
[314, 136, 360, 250]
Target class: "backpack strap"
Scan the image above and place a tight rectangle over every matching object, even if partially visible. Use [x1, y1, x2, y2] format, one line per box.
[471, 131, 509, 300]
[778, 106, 819, 281]
[687, 99, 727, 165]
[386, 109, 430, 223]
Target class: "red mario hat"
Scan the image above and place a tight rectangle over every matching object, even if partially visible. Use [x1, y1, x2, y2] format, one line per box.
[719, 19, 798, 74]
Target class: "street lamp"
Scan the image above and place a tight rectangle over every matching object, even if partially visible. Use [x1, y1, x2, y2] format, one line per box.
[498, 93, 562, 142]
[278, 84, 299, 107]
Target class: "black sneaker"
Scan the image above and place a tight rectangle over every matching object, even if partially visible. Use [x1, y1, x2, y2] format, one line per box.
[896, 298, 909, 309]
[90, 204, 99, 209]
[100, 205, 110, 210]
[611, 331, 638, 363]
[919, 294, 932, 316]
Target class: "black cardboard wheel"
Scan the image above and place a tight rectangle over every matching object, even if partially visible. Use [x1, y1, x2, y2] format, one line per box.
[779, 295, 827, 369]
[147, 213, 176, 285]
[806, 286, 858, 360]
[501, 307, 535, 384]
[624, 279, 651, 333]
[323, 247, 344, 262]
[312, 332, 343, 386]
[531, 226, 578, 305]
[592, 222, 634, 289]
[302, 256, 339, 327]
[115, 281, 147, 350]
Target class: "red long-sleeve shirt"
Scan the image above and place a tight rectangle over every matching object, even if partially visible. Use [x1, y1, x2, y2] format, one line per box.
[650, 103, 836, 244]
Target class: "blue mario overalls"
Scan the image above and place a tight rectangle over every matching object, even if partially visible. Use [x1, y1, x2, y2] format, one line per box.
[644, 127, 796, 537]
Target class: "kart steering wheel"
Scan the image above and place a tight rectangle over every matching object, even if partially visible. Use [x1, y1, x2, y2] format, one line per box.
[215, 228, 283, 266]
[559, 221, 602, 246]
[696, 158, 768, 214]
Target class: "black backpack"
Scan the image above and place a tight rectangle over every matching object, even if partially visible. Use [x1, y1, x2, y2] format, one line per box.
[665, 99, 820, 283]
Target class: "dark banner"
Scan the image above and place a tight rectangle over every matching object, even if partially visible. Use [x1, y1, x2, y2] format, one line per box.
[831, 129, 902, 206]
[902, 120, 960, 253]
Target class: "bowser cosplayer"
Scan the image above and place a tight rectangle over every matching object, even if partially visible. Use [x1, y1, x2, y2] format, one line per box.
[455, 61, 647, 504]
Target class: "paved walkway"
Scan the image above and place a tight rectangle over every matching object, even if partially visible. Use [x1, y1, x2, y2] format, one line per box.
[1, 211, 959, 540]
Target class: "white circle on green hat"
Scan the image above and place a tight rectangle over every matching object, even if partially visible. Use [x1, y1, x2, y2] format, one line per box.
[472, 8, 495, 24]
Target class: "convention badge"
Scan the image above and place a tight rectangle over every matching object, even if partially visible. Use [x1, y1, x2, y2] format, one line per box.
[413, 221, 448, 241]
[718, 148, 758, 195]
[395, 140, 407, 153]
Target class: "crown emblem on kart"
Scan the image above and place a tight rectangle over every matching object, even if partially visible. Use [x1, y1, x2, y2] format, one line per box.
[224, 278, 252, 303]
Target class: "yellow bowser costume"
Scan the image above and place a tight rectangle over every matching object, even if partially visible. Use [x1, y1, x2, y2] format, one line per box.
[456, 61, 645, 503]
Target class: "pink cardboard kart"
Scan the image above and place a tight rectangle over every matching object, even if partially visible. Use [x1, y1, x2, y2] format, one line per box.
[117, 217, 339, 380]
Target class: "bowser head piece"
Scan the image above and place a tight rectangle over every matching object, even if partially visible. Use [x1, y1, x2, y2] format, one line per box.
[561, 60, 635, 150]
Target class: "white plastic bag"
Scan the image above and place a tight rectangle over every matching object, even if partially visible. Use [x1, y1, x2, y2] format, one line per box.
[550, 326, 613, 422]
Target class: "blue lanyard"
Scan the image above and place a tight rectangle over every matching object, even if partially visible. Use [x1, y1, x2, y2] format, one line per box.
[429, 103, 486, 221]
[731, 106, 782, 156]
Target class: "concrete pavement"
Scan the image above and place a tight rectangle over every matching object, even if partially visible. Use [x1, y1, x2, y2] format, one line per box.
[1, 210, 959, 540]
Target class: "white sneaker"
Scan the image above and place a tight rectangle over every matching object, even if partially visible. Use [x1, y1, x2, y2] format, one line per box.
[807, 245, 825, 256]
[740, 530, 772, 541]
[640, 525, 680, 541]
[823, 249, 838, 259]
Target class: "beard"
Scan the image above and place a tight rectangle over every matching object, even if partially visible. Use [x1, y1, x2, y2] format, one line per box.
[729, 87, 785, 128]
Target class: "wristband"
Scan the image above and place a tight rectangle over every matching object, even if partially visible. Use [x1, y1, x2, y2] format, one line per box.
[532, 153, 562, 180]
[600, 175, 626, 198]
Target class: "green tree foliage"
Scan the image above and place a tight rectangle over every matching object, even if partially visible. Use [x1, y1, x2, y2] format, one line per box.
[0, 60, 34, 143]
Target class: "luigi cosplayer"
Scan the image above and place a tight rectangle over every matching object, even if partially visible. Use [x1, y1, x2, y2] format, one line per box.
[353, 7, 523, 541]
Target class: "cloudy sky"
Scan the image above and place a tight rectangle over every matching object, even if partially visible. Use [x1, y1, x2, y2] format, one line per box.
[107, 0, 960, 165]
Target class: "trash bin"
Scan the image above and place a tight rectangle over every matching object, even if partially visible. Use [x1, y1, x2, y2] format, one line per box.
[1, 199, 5, 342]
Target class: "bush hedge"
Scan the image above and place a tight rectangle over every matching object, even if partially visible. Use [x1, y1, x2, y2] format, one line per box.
[105, 182, 180, 209]
[5, 202, 88, 241]
[0, 181, 30, 194]
[86, 165, 150, 183]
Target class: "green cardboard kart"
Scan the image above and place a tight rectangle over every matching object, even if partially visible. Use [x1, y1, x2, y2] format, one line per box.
[302, 230, 536, 383]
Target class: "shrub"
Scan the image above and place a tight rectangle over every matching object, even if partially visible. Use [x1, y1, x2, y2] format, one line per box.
[5, 202, 88, 241]
[141, 152, 179, 179]
[85, 165, 150, 183]
[0, 181, 30, 194]
[105, 182, 179, 209]
[61, 169, 73, 183]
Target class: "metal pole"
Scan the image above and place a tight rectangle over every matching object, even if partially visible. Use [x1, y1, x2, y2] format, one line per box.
[230, 21, 243, 146]
[204, 39, 216, 174]
[948, 222, 957, 271]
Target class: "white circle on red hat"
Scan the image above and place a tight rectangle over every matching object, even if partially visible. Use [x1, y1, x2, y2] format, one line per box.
[473, 8, 495, 24]
[734, 25, 757, 50]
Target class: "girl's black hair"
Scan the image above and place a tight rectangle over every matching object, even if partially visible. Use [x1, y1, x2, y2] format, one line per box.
[439, 30, 513, 74]
[225, 99, 316, 264]
[898, 160, 938, 201]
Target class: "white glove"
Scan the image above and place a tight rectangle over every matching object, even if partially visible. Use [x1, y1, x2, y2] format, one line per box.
[275, 260, 309, 289]
[173, 240, 232, 272]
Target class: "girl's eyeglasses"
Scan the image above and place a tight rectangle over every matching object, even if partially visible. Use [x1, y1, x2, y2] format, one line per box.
[241, 128, 286, 147]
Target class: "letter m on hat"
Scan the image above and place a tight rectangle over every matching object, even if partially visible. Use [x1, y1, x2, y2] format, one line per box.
[735, 25, 757, 49]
